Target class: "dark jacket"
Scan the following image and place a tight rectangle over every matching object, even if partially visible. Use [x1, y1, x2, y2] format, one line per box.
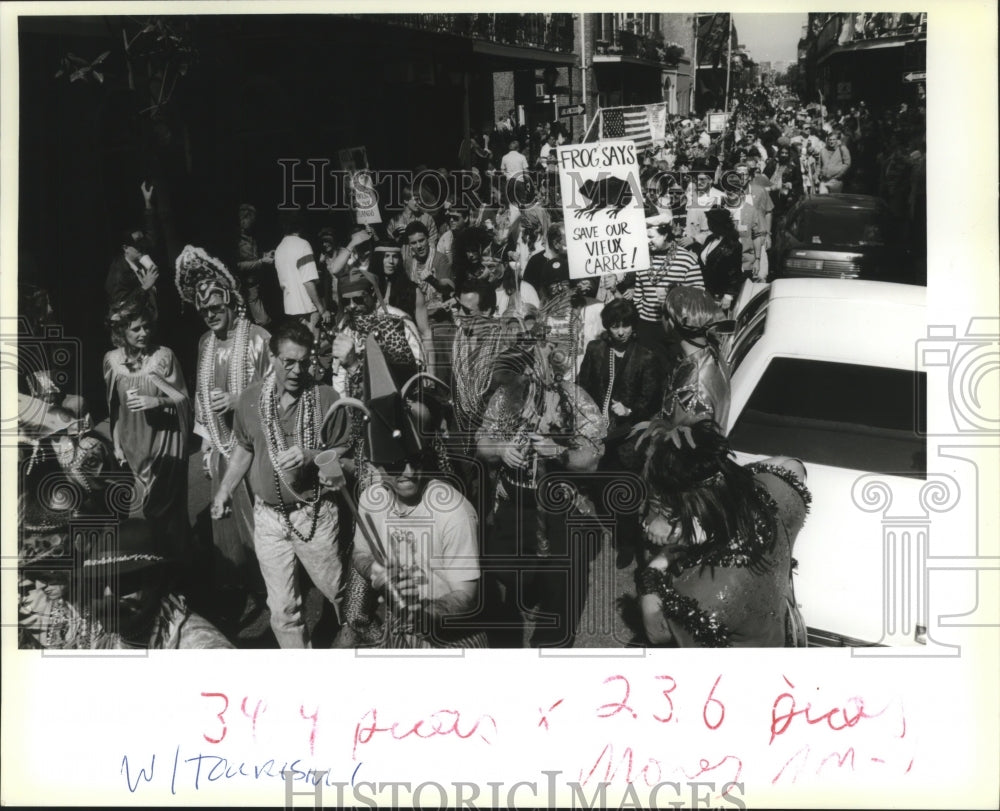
[578, 336, 662, 441]
[763, 159, 804, 209]
[693, 235, 744, 300]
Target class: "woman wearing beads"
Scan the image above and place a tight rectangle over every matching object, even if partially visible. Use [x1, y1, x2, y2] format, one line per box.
[578, 298, 662, 568]
[175, 245, 272, 625]
[636, 419, 810, 647]
[578, 298, 661, 457]
[103, 290, 191, 560]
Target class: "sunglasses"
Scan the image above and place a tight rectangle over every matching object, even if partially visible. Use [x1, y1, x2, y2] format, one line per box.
[382, 456, 421, 475]
[278, 357, 309, 372]
[197, 304, 227, 317]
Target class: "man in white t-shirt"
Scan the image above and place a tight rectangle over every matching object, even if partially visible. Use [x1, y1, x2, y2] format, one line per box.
[343, 452, 488, 648]
[273, 212, 330, 333]
[500, 139, 530, 207]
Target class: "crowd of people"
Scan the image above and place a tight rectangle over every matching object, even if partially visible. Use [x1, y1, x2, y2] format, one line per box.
[18, 89, 924, 650]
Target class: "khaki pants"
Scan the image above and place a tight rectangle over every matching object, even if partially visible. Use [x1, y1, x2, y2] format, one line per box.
[253, 497, 342, 648]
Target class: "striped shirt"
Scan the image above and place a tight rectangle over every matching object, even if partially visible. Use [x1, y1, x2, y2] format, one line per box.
[633, 246, 704, 322]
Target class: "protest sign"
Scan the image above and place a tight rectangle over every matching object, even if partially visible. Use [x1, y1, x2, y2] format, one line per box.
[707, 112, 730, 133]
[338, 146, 382, 225]
[556, 140, 649, 279]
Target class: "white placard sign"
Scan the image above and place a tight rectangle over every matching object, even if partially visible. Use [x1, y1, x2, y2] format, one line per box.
[556, 140, 650, 279]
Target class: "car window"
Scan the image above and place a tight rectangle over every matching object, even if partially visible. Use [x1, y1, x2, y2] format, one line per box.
[801, 208, 888, 246]
[728, 290, 769, 373]
[730, 358, 926, 478]
[735, 288, 770, 333]
[784, 209, 801, 241]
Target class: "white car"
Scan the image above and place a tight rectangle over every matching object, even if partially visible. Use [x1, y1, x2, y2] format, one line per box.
[724, 279, 926, 646]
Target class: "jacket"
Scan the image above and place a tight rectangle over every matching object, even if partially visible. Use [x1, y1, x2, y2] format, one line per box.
[578, 337, 662, 439]
[693, 235, 744, 300]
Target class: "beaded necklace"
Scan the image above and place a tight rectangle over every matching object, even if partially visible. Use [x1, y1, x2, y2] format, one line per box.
[198, 315, 252, 458]
[259, 374, 324, 542]
[603, 341, 625, 420]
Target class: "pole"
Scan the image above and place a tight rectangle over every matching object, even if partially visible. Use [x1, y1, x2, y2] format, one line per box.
[580, 12, 589, 132]
[724, 14, 733, 112]
[462, 71, 472, 170]
[691, 14, 698, 114]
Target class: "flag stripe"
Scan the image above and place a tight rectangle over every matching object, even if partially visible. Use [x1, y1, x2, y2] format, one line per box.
[601, 105, 654, 147]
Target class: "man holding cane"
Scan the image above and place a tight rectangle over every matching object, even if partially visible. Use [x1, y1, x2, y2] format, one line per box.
[210, 319, 350, 648]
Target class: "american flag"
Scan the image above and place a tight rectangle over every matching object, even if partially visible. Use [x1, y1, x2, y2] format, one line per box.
[600, 106, 654, 148]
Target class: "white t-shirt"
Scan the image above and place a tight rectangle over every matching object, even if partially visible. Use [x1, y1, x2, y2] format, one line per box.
[274, 234, 320, 316]
[501, 150, 530, 179]
[355, 479, 480, 602]
[495, 281, 541, 319]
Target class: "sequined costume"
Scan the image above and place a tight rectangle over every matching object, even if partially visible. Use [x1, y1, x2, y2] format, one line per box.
[638, 462, 811, 647]
[660, 346, 731, 430]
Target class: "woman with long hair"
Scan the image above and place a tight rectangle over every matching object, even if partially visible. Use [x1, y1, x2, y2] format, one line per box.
[373, 244, 434, 373]
[635, 418, 810, 647]
[692, 207, 744, 310]
[451, 227, 505, 300]
[103, 290, 191, 561]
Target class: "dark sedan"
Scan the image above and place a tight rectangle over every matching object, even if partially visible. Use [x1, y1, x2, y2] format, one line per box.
[772, 194, 921, 284]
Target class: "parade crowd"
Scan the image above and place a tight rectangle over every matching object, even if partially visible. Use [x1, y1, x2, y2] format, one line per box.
[19, 89, 925, 650]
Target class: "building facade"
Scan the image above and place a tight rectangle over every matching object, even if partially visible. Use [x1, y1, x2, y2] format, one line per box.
[800, 12, 927, 111]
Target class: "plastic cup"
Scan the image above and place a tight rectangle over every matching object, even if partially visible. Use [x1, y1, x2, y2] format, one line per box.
[315, 449, 345, 489]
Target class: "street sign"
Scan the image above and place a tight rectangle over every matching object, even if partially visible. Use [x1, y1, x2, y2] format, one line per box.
[706, 112, 730, 133]
[902, 71, 926, 83]
[559, 104, 586, 118]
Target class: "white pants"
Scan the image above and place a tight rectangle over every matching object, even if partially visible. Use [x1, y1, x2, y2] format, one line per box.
[253, 497, 342, 648]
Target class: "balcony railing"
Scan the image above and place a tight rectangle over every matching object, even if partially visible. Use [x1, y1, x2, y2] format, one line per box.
[596, 29, 686, 66]
[850, 12, 926, 41]
[352, 13, 576, 53]
[816, 12, 926, 54]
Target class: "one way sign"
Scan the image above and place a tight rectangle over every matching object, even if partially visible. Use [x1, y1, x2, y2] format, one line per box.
[902, 71, 926, 83]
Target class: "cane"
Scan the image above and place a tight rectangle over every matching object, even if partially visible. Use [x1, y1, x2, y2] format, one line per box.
[317, 398, 408, 606]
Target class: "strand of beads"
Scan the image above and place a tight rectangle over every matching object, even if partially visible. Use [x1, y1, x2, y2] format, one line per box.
[260, 375, 323, 543]
[199, 316, 251, 458]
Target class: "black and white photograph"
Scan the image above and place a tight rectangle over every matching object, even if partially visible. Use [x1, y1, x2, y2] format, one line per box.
[2, 3, 997, 808]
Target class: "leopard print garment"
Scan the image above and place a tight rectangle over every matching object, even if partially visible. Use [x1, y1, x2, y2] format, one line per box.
[351, 313, 416, 367]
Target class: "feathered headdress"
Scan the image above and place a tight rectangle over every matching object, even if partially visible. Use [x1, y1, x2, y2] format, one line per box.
[174, 245, 242, 311]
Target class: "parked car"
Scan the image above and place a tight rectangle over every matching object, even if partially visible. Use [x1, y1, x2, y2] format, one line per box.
[772, 194, 921, 284]
[724, 279, 927, 646]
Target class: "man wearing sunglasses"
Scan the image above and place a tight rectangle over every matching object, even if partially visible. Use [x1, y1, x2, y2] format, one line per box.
[176, 244, 274, 634]
[329, 272, 423, 398]
[211, 319, 351, 648]
[343, 447, 488, 649]
[436, 202, 471, 266]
